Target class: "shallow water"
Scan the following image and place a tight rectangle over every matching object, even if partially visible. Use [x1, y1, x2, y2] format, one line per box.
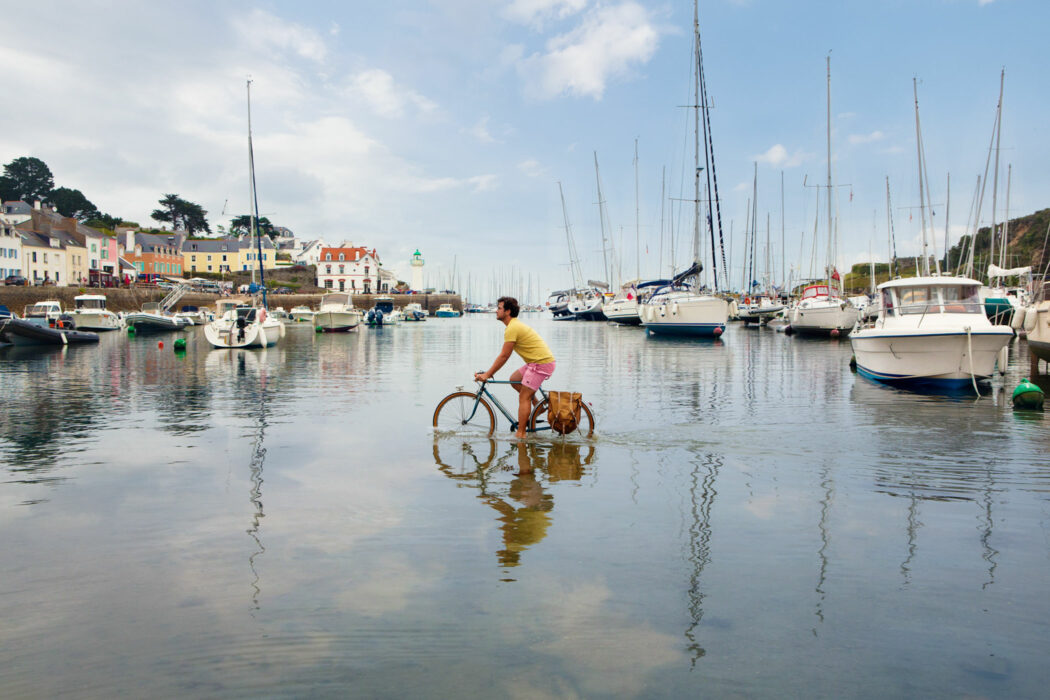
[2, 316, 1049, 698]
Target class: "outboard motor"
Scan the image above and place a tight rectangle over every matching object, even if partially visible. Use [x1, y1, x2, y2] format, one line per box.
[374, 309, 384, 326]
[236, 314, 247, 341]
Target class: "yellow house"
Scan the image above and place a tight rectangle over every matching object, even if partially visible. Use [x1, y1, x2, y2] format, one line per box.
[182, 236, 277, 274]
[53, 230, 89, 285]
[20, 231, 67, 285]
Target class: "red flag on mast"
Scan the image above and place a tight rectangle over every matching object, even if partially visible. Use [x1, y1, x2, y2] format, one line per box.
[831, 268, 841, 281]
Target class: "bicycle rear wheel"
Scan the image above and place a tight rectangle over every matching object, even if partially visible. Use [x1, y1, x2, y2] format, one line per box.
[528, 398, 595, 437]
[433, 392, 496, 436]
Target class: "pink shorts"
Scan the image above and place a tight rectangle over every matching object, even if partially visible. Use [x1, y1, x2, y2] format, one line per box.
[517, 361, 555, 390]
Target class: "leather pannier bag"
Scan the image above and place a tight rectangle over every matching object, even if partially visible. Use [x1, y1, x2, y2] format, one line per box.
[547, 391, 582, 435]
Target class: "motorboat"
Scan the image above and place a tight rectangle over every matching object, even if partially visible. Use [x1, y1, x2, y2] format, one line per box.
[546, 291, 574, 321]
[68, 295, 122, 331]
[125, 302, 189, 333]
[403, 302, 427, 321]
[204, 300, 285, 348]
[290, 305, 315, 323]
[172, 305, 209, 326]
[366, 296, 402, 326]
[850, 276, 1014, 390]
[787, 283, 859, 337]
[22, 300, 64, 325]
[314, 292, 362, 332]
[569, 288, 606, 321]
[0, 316, 99, 345]
[435, 303, 460, 318]
[640, 264, 728, 337]
[737, 294, 786, 326]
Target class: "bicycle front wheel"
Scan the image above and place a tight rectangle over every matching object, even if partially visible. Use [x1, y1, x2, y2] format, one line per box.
[433, 392, 496, 436]
[529, 398, 595, 437]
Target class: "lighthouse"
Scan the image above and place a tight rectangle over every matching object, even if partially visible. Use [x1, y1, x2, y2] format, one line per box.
[410, 249, 424, 291]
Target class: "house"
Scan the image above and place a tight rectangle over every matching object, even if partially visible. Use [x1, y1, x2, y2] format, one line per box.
[237, 234, 277, 272]
[0, 200, 32, 226]
[292, 239, 323, 266]
[12, 201, 118, 286]
[182, 238, 239, 274]
[19, 231, 67, 284]
[0, 222, 22, 280]
[316, 244, 384, 293]
[122, 231, 186, 278]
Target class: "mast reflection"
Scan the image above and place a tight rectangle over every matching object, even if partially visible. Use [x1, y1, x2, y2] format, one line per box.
[684, 452, 720, 666]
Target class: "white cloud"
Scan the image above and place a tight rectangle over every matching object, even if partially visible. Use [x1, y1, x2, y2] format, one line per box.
[231, 8, 327, 63]
[504, 0, 588, 26]
[978, 0, 996, 5]
[518, 159, 546, 177]
[347, 69, 438, 118]
[519, 2, 662, 100]
[469, 115, 497, 143]
[753, 144, 807, 168]
[848, 130, 885, 145]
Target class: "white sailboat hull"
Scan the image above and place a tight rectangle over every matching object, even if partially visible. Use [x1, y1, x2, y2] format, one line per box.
[789, 299, 858, 335]
[603, 299, 641, 325]
[205, 317, 284, 349]
[641, 294, 728, 337]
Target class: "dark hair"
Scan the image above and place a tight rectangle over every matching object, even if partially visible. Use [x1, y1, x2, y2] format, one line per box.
[497, 296, 520, 317]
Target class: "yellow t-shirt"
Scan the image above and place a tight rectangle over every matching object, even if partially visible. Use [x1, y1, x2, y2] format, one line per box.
[504, 318, 554, 365]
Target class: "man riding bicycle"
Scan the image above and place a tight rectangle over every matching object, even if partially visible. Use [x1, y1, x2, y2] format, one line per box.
[474, 296, 555, 438]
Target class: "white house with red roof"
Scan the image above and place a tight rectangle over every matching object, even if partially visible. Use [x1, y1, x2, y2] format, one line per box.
[316, 243, 386, 293]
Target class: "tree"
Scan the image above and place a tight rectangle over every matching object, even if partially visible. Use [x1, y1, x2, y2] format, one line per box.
[229, 214, 275, 239]
[150, 193, 211, 235]
[84, 213, 124, 231]
[1, 156, 54, 202]
[50, 187, 100, 221]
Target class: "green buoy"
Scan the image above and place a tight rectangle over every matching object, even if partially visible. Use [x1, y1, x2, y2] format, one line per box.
[1012, 378, 1045, 410]
[173, 338, 187, 351]
[127, 324, 136, 335]
[315, 325, 323, 333]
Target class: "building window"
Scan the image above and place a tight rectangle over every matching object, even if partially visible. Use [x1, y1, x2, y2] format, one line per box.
[326, 253, 332, 261]
[191, 255, 196, 262]
[43, 253, 48, 263]
[339, 253, 345, 261]
[364, 266, 369, 274]
[325, 279, 333, 289]
[338, 279, 345, 291]
[339, 265, 344, 274]
[326, 265, 332, 274]
[351, 279, 356, 289]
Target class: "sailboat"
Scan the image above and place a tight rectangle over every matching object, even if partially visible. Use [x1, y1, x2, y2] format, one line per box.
[787, 57, 859, 337]
[641, 0, 729, 338]
[205, 79, 286, 349]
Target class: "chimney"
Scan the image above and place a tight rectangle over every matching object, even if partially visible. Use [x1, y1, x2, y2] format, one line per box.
[33, 200, 41, 210]
[126, 230, 135, 253]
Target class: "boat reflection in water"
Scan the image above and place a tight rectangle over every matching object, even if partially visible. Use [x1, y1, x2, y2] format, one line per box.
[434, 438, 594, 572]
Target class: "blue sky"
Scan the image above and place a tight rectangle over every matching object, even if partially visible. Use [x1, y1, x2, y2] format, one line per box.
[2, 0, 1044, 298]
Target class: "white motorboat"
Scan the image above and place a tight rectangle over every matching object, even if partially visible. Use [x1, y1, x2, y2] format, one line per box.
[788, 283, 859, 337]
[1022, 282, 1050, 364]
[68, 295, 122, 331]
[603, 280, 669, 326]
[22, 300, 64, 325]
[850, 276, 1013, 390]
[290, 305, 315, 323]
[366, 296, 402, 326]
[125, 302, 189, 333]
[737, 294, 785, 326]
[546, 291, 574, 320]
[172, 305, 211, 326]
[314, 292, 362, 332]
[403, 302, 427, 321]
[204, 302, 285, 348]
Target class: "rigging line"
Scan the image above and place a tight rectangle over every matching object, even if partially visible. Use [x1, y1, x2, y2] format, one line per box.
[696, 27, 727, 291]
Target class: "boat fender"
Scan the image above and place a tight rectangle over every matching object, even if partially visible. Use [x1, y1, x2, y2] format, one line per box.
[1011, 307, 1024, 330]
[714, 326, 723, 336]
[1024, 307, 1038, 333]
[671, 303, 679, 316]
[783, 325, 794, 336]
[997, 345, 1008, 375]
[849, 355, 857, 371]
[830, 328, 840, 338]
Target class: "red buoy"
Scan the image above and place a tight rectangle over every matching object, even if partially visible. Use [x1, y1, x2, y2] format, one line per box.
[714, 326, 723, 336]
[158, 341, 164, 348]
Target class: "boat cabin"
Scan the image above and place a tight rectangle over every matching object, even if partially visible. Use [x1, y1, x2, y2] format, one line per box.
[24, 301, 62, 319]
[800, 284, 839, 300]
[878, 278, 982, 318]
[320, 292, 352, 308]
[375, 297, 395, 314]
[74, 295, 108, 310]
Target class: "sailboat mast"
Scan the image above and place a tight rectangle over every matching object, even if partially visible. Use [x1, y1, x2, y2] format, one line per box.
[826, 55, 834, 289]
[989, 69, 1004, 282]
[247, 78, 267, 308]
[593, 152, 611, 286]
[913, 78, 930, 276]
[692, 0, 701, 280]
[634, 139, 640, 281]
[1001, 163, 1011, 268]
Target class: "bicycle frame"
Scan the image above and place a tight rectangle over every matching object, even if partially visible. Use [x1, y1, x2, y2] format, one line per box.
[468, 379, 551, 433]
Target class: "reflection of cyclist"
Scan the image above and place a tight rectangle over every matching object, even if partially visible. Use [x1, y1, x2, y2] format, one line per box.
[474, 296, 555, 438]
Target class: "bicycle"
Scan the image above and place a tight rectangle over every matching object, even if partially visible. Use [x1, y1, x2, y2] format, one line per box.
[433, 378, 595, 437]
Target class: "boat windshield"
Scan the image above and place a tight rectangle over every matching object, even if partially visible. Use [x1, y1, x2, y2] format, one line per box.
[895, 285, 982, 315]
[802, 285, 832, 300]
[324, 293, 350, 306]
[376, 300, 394, 313]
[27, 303, 59, 316]
[76, 298, 106, 310]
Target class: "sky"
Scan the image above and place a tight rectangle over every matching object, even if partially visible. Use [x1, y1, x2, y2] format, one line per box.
[2, 0, 1046, 299]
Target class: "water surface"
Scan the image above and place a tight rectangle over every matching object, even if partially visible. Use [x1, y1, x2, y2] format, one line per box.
[2, 316, 1049, 698]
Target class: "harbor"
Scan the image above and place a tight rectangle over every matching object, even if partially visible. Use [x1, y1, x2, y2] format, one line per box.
[2, 313, 1050, 697]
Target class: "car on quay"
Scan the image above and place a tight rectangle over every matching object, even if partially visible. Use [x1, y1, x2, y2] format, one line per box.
[4, 274, 28, 286]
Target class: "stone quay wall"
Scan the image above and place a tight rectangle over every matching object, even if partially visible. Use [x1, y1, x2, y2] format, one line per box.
[0, 286, 463, 315]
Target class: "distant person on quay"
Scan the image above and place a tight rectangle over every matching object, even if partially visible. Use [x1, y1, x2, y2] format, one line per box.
[474, 296, 555, 439]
